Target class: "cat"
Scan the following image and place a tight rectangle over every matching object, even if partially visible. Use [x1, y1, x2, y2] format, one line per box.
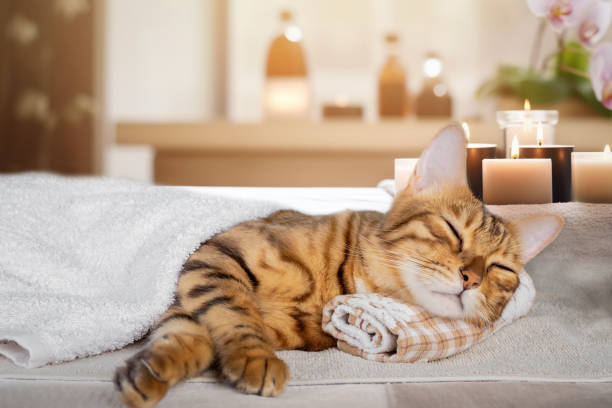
[114, 124, 564, 408]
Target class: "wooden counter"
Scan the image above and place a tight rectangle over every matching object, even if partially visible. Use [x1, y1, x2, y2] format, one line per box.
[116, 120, 612, 186]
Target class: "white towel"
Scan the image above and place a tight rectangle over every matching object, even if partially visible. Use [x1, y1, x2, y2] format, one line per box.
[0, 174, 280, 368]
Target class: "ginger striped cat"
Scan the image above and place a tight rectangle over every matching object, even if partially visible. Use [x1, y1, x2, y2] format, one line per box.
[114, 125, 563, 408]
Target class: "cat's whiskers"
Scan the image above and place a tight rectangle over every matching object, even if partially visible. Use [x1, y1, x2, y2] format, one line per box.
[359, 233, 463, 296]
[343, 243, 403, 269]
[367, 245, 439, 272]
[341, 243, 411, 274]
[385, 278, 419, 301]
[360, 232, 436, 264]
[351, 233, 445, 278]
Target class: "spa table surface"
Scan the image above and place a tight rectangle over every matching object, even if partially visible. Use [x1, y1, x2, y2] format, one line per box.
[1, 186, 611, 408]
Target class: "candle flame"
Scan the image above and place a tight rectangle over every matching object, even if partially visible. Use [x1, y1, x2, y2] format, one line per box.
[461, 122, 470, 142]
[511, 136, 519, 159]
[536, 122, 544, 146]
[523, 99, 532, 131]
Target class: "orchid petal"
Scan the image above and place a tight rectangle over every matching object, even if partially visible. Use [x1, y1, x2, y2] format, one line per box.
[578, 0, 612, 47]
[589, 42, 612, 109]
[546, 0, 591, 32]
[527, 0, 554, 16]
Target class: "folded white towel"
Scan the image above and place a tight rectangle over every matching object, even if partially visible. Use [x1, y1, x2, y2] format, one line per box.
[0, 174, 280, 368]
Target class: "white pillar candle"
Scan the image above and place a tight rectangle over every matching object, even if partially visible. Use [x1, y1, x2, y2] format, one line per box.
[572, 146, 612, 203]
[394, 158, 419, 193]
[482, 137, 552, 204]
[482, 158, 552, 204]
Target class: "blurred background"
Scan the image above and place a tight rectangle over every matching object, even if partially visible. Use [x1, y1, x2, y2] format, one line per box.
[1, 0, 611, 186]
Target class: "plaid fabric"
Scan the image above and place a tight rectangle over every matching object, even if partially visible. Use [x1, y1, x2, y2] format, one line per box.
[322, 270, 535, 363]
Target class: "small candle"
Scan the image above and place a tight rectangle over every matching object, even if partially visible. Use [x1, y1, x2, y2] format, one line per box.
[462, 122, 497, 200]
[482, 137, 552, 205]
[395, 158, 419, 193]
[519, 123, 574, 203]
[572, 145, 612, 203]
[496, 99, 558, 157]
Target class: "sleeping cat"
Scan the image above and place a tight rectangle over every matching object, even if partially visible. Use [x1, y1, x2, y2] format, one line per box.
[114, 124, 564, 408]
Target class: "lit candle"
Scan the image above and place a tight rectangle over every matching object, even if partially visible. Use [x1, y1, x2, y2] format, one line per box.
[518, 122, 574, 202]
[571, 145, 612, 203]
[482, 136, 552, 205]
[462, 122, 497, 200]
[496, 99, 557, 157]
[394, 158, 419, 193]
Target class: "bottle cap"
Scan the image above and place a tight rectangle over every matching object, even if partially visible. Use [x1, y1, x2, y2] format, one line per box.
[280, 10, 293, 21]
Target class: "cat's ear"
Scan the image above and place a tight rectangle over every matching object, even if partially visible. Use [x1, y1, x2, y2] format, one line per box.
[405, 123, 468, 194]
[512, 214, 565, 264]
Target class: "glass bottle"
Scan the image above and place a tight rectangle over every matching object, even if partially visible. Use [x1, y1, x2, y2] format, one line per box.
[378, 33, 409, 118]
[263, 10, 311, 120]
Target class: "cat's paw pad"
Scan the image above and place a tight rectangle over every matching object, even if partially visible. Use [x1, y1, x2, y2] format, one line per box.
[223, 354, 289, 397]
[114, 351, 168, 408]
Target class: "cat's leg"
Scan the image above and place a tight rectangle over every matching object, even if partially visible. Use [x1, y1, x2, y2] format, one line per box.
[180, 246, 289, 397]
[114, 305, 215, 408]
[203, 292, 289, 397]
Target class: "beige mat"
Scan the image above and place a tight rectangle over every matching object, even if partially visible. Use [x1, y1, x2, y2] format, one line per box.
[1, 203, 611, 384]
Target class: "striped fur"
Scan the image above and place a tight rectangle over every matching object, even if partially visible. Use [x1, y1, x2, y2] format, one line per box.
[115, 186, 523, 408]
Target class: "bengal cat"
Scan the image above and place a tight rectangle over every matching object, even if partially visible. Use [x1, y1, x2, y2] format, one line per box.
[114, 124, 564, 408]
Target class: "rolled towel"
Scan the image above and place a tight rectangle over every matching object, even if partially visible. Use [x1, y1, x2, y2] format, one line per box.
[322, 270, 535, 362]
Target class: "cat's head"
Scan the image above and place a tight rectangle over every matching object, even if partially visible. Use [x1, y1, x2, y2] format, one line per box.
[380, 124, 564, 326]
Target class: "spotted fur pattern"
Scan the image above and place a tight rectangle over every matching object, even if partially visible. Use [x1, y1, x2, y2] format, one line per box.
[114, 185, 523, 407]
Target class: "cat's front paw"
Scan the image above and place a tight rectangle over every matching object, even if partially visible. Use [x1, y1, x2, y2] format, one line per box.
[222, 353, 289, 397]
[114, 350, 168, 408]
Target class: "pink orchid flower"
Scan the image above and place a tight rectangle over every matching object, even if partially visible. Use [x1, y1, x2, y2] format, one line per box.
[589, 42, 612, 109]
[577, 0, 612, 47]
[527, 0, 590, 31]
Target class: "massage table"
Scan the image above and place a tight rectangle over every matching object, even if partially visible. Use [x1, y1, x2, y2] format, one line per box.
[1, 186, 611, 408]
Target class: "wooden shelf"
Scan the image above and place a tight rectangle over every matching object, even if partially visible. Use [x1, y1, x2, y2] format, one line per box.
[115, 120, 612, 186]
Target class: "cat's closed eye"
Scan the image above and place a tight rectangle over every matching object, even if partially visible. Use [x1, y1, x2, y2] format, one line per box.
[488, 263, 515, 273]
[443, 218, 463, 252]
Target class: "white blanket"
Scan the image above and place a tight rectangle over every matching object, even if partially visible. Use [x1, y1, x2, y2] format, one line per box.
[0, 174, 280, 368]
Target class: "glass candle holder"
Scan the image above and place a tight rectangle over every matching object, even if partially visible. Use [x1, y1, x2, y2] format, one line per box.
[496, 110, 558, 157]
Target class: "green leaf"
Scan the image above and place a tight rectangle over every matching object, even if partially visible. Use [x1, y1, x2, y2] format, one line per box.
[475, 78, 501, 98]
[514, 76, 571, 104]
[475, 65, 528, 99]
[556, 41, 590, 82]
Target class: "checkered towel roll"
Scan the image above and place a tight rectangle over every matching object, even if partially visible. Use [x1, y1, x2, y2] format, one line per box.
[321, 270, 535, 363]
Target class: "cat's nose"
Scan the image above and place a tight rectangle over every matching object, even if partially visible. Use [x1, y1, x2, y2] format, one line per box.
[462, 269, 481, 290]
